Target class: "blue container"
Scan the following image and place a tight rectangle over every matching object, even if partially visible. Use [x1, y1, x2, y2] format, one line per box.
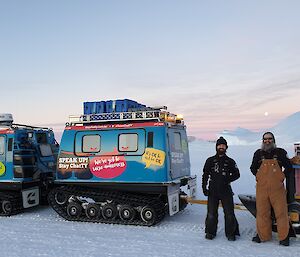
[84, 102, 93, 115]
[115, 99, 134, 112]
[140, 104, 147, 110]
[96, 101, 106, 114]
[129, 100, 140, 111]
[127, 101, 141, 112]
[86, 100, 147, 114]
[115, 100, 126, 112]
[84, 101, 106, 114]
[105, 100, 116, 113]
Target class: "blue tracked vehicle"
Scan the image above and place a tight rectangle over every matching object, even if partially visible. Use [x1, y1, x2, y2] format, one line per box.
[48, 100, 196, 226]
[0, 114, 59, 215]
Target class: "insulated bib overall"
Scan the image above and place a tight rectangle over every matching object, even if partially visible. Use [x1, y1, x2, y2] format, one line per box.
[203, 155, 240, 238]
[256, 159, 289, 241]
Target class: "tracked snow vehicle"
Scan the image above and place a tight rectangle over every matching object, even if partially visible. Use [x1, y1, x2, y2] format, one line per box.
[0, 113, 59, 216]
[239, 142, 300, 235]
[48, 99, 196, 226]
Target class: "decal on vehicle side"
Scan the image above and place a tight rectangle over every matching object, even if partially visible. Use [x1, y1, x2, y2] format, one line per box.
[0, 162, 5, 176]
[57, 149, 128, 179]
[89, 149, 127, 179]
[142, 148, 165, 168]
[58, 157, 89, 172]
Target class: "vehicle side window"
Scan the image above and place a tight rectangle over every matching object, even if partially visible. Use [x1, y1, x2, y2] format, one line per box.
[0, 137, 4, 155]
[36, 133, 48, 144]
[8, 138, 13, 151]
[147, 132, 154, 147]
[82, 135, 101, 153]
[174, 132, 182, 151]
[118, 133, 138, 152]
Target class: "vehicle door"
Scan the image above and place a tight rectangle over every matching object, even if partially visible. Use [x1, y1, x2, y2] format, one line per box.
[168, 128, 190, 179]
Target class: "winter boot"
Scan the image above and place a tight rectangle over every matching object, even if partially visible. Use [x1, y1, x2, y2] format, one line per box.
[252, 234, 261, 243]
[227, 235, 236, 241]
[279, 236, 289, 246]
[205, 233, 215, 240]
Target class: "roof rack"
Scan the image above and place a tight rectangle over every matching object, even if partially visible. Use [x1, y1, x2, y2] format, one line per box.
[68, 109, 181, 125]
[11, 124, 53, 131]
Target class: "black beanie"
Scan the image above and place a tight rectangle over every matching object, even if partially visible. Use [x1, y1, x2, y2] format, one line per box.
[262, 131, 276, 143]
[216, 136, 228, 148]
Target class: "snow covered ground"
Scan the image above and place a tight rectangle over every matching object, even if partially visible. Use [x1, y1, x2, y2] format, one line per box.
[1, 204, 299, 257]
[0, 141, 299, 257]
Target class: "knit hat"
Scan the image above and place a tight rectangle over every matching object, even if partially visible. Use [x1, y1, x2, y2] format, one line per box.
[216, 136, 228, 148]
[262, 131, 276, 143]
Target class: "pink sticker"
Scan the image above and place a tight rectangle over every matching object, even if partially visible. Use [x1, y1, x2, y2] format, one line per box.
[89, 150, 127, 179]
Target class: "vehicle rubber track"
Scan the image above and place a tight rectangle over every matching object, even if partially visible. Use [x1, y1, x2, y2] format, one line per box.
[48, 186, 167, 226]
[0, 191, 23, 216]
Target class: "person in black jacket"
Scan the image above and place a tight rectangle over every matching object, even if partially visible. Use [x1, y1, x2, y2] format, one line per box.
[251, 132, 295, 246]
[202, 137, 240, 241]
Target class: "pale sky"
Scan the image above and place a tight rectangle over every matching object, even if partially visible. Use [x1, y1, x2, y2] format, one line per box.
[1, 0, 300, 139]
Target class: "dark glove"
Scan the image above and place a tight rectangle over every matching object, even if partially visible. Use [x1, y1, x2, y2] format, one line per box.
[203, 188, 209, 196]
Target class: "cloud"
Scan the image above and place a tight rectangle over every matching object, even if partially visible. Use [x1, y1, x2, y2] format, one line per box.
[159, 68, 300, 139]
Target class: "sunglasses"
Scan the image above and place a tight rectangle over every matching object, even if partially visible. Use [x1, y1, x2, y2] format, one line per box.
[263, 137, 273, 140]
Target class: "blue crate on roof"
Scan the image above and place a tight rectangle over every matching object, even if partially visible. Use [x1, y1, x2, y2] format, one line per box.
[83, 102, 90, 115]
[83, 102, 104, 114]
[84, 101, 106, 114]
[115, 99, 140, 112]
[96, 101, 106, 113]
[84, 99, 147, 114]
[105, 100, 115, 113]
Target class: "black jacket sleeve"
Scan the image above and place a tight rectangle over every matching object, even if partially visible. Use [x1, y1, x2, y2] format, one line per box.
[202, 158, 210, 192]
[279, 149, 293, 175]
[250, 150, 261, 176]
[227, 159, 240, 182]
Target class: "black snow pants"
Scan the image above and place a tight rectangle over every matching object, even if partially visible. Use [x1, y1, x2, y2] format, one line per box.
[205, 193, 240, 237]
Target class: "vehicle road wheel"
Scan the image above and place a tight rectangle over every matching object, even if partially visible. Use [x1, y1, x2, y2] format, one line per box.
[119, 205, 136, 221]
[102, 203, 118, 220]
[140, 205, 156, 226]
[85, 203, 100, 219]
[2, 200, 12, 215]
[54, 191, 68, 205]
[67, 202, 82, 218]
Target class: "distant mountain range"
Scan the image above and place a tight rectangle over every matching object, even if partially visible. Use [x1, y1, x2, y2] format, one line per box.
[188, 111, 300, 145]
[217, 111, 300, 145]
